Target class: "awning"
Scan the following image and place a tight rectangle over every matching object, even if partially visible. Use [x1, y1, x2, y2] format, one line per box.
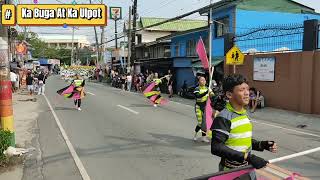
[191, 57, 224, 68]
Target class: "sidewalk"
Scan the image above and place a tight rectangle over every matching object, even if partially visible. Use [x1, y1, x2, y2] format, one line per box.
[250, 107, 320, 134]
[90, 80, 320, 134]
[0, 91, 41, 180]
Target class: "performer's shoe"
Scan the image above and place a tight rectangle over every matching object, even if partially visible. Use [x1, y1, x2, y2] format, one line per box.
[77, 107, 82, 111]
[200, 136, 210, 143]
[153, 104, 157, 107]
[193, 132, 198, 141]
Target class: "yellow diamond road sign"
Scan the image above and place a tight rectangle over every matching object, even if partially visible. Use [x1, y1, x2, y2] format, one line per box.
[226, 46, 244, 65]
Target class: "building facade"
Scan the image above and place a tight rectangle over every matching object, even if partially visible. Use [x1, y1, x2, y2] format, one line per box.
[163, 0, 320, 91]
[126, 17, 207, 75]
[38, 35, 90, 49]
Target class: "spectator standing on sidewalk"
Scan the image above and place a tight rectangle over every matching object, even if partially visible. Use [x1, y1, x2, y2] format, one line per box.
[99, 68, 103, 82]
[15, 70, 20, 91]
[10, 70, 18, 93]
[166, 70, 173, 98]
[168, 75, 174, 98]
[126, 73, 132, 91]
[38, 71, 47, 95]
[26, 72, 34, 96]
[121, 74, 126, 90]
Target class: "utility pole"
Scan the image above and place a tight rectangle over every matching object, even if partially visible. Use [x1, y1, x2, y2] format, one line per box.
[208, 0, 214, 88]
[100, 0, 105, 66]
[0, 24, 15, 146]
[101, 27, 105, 64]
[89, 0, 99, 66]
[114, 17, 118, 71]
[71, 26, 75, 66]
[23, 26, 27, 40]
[131, 0, 137, 72]
[127, 6, 132, 73]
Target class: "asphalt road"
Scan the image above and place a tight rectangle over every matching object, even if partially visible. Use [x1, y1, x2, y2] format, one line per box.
[23, 76, 320, 180]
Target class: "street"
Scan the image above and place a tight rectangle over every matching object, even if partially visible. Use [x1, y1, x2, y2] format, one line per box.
[21, 76, 320, 180]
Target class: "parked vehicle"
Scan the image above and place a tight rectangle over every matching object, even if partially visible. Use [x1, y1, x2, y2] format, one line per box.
[178, 81, 196, 99]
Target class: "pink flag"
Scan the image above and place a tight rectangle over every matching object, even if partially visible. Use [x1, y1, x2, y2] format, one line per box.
[205, 98, 213, 131]
[143, 82, 156, 94]
[196, 37, 209, 70]
[208, 169, 255, 180]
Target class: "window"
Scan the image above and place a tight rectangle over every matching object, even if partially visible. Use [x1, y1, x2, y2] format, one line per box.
[149, 47, 154, 58]
[137, 34, 142, 44]
[164, 46, 171, 57]
[144, 51, 148, 58]
[215, 16, 230, 38]
[174, 43, 180, 57]
[186, 39, 197, 56]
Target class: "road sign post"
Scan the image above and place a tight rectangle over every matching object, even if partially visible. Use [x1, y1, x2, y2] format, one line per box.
[110, 7, 122, 70]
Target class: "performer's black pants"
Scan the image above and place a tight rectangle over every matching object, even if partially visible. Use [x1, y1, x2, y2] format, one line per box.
[74, 99, 81, 108]
[195, 126, 206, 136]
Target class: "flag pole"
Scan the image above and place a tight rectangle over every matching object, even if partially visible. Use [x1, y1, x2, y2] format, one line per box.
[188, 147, 320, 180]
[208, 0, 213, 86]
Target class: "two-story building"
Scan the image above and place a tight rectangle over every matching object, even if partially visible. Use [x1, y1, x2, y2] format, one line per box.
[160, 0, 320, 91]
[124, 17, 207, 75]
[39, 35, 90, 49]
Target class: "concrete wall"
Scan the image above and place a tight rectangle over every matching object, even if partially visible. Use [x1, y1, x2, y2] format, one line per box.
[312, 51, 320, 114]
[224, 51, 320, 114]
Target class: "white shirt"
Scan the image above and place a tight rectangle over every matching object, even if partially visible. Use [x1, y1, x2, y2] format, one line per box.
[127, 75, 132, 82]
[10, 72, 17, 82]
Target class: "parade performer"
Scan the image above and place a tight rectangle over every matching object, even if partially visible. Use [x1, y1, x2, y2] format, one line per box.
[211, 74, 277, 179]
[193, 76, 214, 142]
[57, 74, 86, 111]
[143, 73, 168, 107]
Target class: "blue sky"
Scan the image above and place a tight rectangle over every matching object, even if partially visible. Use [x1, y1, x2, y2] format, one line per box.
[17, 0, 320, 44]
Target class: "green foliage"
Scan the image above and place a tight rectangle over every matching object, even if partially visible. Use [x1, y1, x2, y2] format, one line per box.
[57, 48, 72, 65]
[77, 47, 94, 65]
[18, 31, 94, 65]
[0, 130, 12, 166]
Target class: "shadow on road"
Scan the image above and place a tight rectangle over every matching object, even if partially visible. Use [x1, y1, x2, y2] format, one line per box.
[54, 107, 77, 111]
[29, 133, 212, 166]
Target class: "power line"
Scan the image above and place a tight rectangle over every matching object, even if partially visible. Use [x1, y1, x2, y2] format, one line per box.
[104, 0, 251, 44]
[140, 0, 179, 17]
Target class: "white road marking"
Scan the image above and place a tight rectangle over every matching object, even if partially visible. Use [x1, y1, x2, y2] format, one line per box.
[100, 85, 320, 139]
[87, 92, 96, 96]
[251, 120, 320, 138]
[117, 105, 139, 115]
[44, 95, 91, 180]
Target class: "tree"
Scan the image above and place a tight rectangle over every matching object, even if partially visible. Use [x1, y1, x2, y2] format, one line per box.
[57, 48, 72, 65]
[77, 46, 94, 65]
[18, 32, 53, 59]
[18, 31, 97, 66]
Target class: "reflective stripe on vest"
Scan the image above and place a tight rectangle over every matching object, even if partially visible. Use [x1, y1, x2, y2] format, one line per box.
[153, 79, 161, 85]
[196, 86, 208, 103]
[225, 103, 252, 153]
[74, 80, 83, 87]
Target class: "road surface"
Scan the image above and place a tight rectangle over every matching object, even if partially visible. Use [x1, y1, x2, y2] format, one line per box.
[22, 76, 320, 180]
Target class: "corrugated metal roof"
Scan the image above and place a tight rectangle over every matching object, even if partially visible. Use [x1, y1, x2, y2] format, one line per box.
[237, 0, 315, 13]
[140, 17, 207, 32]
